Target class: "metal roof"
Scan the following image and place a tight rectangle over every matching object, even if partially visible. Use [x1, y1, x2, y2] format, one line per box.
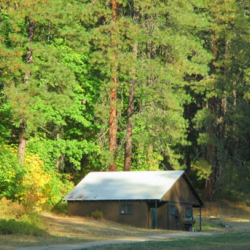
[63, 170, 185, 201]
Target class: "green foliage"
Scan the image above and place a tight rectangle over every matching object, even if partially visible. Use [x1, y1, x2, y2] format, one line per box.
[20, 151, 74, 210]
[91, 210, 104, 220]
[0, 145, 24, 200]
[0, 219, 46, 235]
[191, 159, 212, 181]
[0, 143, 74, 210]
[0, 100, 13, 143]
[1, 0, 250, 204]
[27, 136, 100, 171]
[51, 201, 68, 215]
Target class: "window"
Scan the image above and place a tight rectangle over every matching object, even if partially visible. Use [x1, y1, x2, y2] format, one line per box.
[186, 207, 192, 218]
[169, 205, 176, 216]
[120, 204, 133, 215]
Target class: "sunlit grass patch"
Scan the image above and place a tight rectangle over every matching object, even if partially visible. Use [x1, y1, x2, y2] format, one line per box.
[0, 198, 47, 236]
[85, 233, 250, 250]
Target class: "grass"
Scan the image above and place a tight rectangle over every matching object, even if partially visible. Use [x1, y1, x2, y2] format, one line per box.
[0, 218, 46, 235]
[0, 199, 250, 249]
[86, 232, 250, 250]
[0, 198, 48, 236]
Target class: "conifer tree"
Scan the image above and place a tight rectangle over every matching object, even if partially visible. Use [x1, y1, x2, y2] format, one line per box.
[124, 43, 137, 171]
[193, 0, 250, 200]
[0, 1, 83, 163]
[17, 18, 35, 163]
[126, 0, 212, 170]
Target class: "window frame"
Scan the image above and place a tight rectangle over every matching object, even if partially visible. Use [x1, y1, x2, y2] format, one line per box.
[169, 205, 176, 216]
[120, 204, 133, 215]
[186, 207, 192, 218]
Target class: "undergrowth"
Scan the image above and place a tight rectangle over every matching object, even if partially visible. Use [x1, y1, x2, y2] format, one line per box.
[0, 198, 47, 236]
[51, 200, 68, 215]
[92, 209, 104, 219]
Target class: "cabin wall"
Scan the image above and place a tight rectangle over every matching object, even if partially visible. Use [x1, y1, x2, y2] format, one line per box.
[157, 202, 195, 231]
[157, 203, 182, 230]
[157, 203, 168, 229]
[169, 203, 182, 230]
[68, 201, 149, 228]
[162, 176, 200, 205]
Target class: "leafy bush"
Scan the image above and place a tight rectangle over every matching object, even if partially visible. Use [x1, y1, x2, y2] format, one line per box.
[51, 201, 68, 215]
[0, 145, 25, 200]
[20, 153, 53, 211]
[0, 144, 74, 212]
[92, 210, 103, 219]
[21, 152, 73, 211]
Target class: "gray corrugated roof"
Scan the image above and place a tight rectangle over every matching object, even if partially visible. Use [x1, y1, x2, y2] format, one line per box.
[63, 170, 184, 201]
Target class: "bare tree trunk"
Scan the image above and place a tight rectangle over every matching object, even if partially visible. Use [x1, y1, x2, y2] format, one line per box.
[109, 0, 118, 171]
[109, 86, 117, 171]
[17, 119, 27, 163]
[56, 133, 65, 171]
[17, 19, 35, 163]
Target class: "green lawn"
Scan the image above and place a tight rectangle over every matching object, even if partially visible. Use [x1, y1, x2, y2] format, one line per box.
[86, 232, 250, 250]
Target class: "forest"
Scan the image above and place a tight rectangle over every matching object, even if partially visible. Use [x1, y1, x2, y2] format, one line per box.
[1, 0, 250, 211]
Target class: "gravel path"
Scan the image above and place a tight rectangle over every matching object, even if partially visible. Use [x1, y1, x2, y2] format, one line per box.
[17, 232, 212, 250]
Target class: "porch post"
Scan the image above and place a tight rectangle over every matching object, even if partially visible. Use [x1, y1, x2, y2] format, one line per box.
[155, 200, 158, 229]
[167, 202, 170, 230]
[147, 204, 150, 229]
[199, 206, 202, 231]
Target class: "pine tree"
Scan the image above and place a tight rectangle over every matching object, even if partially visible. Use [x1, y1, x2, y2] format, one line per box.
[124, 43, 137, 171]
[0, 1, 83, 163]
[192, 0, 250, 201]
[126, 0, 211, 170]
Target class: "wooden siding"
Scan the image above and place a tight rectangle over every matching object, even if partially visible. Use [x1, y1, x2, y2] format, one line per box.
[157, 203, 168, 229]
[68, 201, 149, 228]
[162, 176, 200, 205]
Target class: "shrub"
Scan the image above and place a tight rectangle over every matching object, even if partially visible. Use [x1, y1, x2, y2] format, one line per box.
[0, 144, 74, 212]
[0, 145, 25, 200]
[0, 219, 46, 236]
[0, 198, 26, 219]
[21, 153, 74, 212]
[0, 199, 47, 236]
[91, 210, 103, 219]
[51, 201, 68, 215]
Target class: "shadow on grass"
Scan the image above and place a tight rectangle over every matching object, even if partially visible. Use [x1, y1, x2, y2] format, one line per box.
[0, 219, 48, 236]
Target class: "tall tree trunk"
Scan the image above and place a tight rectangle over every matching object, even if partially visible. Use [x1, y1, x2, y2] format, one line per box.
[17, 19, 35, 163]
[56, 133, 65, 171]
[109, 86, 117, 171]
[17, 119, 27, 163]
[109, 0, 118, 171]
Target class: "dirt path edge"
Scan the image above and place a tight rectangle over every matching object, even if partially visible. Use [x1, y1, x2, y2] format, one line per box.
[16, 232, 212, 250]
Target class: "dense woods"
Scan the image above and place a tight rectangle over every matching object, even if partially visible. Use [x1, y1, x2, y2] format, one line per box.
[1, 0, 250, 209]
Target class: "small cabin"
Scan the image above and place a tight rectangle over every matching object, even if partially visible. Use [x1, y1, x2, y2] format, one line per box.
[63, 170, 203, 231]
